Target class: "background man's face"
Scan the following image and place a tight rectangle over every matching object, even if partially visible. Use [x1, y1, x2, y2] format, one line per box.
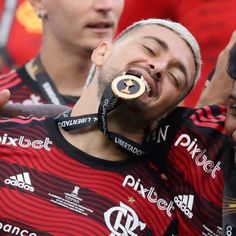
[42, 0, 124, 52]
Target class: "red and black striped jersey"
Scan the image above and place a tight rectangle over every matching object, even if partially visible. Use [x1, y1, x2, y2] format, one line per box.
[0, 115, 178, 236]
[0, 66, 77, 107]
[153, 105, 226, 236]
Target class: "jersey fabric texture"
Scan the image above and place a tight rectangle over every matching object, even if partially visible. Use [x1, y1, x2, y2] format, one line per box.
[0, 66, 77, 107]
[0, 115, 178, 236]
[152, 105, 226, 236]
[115, 0, 236, 107]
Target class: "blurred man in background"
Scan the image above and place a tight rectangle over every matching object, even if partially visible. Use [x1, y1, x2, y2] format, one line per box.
[0, 0, 42, 73]
[0, 0, 124, 106]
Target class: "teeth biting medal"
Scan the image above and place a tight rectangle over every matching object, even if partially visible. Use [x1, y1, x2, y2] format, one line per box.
[111, 72, 146, 99]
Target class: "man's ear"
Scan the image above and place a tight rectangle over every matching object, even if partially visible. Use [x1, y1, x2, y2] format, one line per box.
[91, 42, 112, 66]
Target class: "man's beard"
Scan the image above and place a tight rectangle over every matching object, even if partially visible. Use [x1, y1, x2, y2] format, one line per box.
[97, 66, 123, 99]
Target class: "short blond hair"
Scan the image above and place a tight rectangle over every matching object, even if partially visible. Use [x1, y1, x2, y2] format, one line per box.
[115, 18, 201, 85]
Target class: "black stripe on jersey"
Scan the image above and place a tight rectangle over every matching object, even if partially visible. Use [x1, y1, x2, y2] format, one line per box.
[164, 217, 178, 236]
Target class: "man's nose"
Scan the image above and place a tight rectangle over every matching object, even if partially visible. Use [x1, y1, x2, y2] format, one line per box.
[93, 0, 113, 12]
[148, 61, 168, 81]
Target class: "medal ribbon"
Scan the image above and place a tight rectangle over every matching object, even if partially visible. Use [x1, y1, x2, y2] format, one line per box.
[55, 73, 150, 158]
[33, 56, 67, 105]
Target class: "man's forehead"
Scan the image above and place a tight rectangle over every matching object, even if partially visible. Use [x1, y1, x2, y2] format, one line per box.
[115, 25, 164, 42]
[125, 25, 189, 49]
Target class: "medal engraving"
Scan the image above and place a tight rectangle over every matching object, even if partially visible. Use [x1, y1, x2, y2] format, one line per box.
[121, 79, 135, 94]
[111, 74, 146, 99]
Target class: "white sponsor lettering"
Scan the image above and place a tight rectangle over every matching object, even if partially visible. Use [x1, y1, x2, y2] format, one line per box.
[0, 222, 37, 236]
[226, 225, 233, 236]
[22, 94, 42, 105]
[9, 94, 42, 105]
[174, 134, 221, 178]
[122, 175, 175, 217]
[0, 133, 52, 151]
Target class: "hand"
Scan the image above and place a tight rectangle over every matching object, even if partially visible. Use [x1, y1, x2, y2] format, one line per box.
[196, 31, 236, 107]
[0, 89, 10, 106]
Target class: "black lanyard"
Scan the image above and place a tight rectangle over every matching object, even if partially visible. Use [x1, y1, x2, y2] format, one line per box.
[55, 73, 152, 158]
[32, 56, 67, 105]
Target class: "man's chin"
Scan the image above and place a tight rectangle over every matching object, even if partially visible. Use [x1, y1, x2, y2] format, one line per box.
[120, 98, 147, 112]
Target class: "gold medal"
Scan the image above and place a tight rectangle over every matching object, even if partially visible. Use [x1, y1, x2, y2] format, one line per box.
[111, 74, 146, 99]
